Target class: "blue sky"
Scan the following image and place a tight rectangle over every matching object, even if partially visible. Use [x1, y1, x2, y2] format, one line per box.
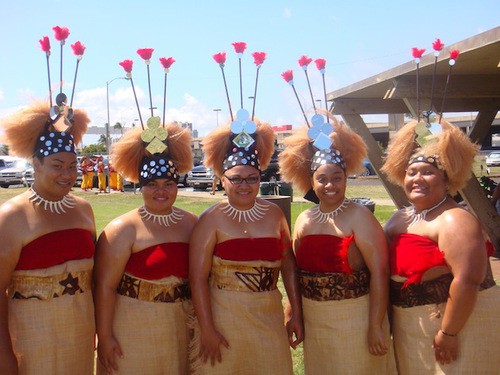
[0, 0, 498, 145]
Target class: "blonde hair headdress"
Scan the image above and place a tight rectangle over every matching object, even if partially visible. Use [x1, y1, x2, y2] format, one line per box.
[2, 26, 89, 160]
[203, 42, 274, 177]
[279, 56, 367, 202]
[114, 48, 192, 185]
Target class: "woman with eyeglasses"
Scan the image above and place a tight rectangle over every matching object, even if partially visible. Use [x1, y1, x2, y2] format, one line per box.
[189, 120, 303, 374]
[279, 116, 395, 374]
[94, 124, 197, 374]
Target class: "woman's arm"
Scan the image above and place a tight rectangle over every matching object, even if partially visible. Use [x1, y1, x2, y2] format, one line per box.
[93, 219, 134, 373]
[280, 213, 304, 349]
[353, 207, 389, 356]
[189, 211, 229, 366]
[433, 209, 487, 365]
[0, 205, 25, 374]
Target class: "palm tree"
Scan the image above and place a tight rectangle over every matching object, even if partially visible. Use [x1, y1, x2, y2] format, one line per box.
[113, 122, 123, 135]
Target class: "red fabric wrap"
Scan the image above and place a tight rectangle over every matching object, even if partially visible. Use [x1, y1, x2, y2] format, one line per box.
[125, 242, 189, 280]
[390, 233, 446, 287]
[16, 228, 94, 270]
[296, 234, 354, 273]
[213, 237, 284, 261]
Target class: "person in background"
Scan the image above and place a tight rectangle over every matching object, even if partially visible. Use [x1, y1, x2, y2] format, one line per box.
[279, 116, 395, 374]
[97, 157, 107, 193]
[109, 160, 118, 190]
[381, 119, 500, 374]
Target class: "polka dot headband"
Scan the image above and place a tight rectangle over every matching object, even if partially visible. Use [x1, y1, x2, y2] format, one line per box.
[310, 148, 346, 172]
[407, 154, 442, 169]
[139, 154, 179, 186]
[34, 130, 75, 157]
[222, 146, 260, 173]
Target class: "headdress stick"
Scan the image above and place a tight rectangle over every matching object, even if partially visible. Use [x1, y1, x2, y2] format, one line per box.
[428, 39, 444, 117]
[39, 36, 53, 107]
[251, 52, 266, 121]
[119, 59, 144, 129]
[69, 41, 86, 107]
[53, 26, 70, 95]
[213, 52, 234, 121]
[315, 58, 330, 124]
[439, 50, 460, 123]
[232, 42, 247, 109]
[281, 70, 310, 128]
[298, 56, 316, 112]
[137, 49, 155, 118]
[411, 47, 426, 121]
[160, 57, 176, 127]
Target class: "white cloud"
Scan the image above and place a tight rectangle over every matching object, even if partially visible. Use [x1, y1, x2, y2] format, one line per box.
[283, 7, 292, 18]
[0, 89, 4, 102]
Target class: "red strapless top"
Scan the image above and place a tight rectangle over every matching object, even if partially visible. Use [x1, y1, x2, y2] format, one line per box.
[125, 242, 188, 280]
[213, 237, 284, 261]
[16, 228, 94, 270]
[391, 233, 495, 287]
[296, 234, 354, 273]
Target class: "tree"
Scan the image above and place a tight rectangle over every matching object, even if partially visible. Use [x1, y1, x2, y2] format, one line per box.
[113, 122, 123, 135]
[81, 143, 107, 155]
[98, 134, 107, 146]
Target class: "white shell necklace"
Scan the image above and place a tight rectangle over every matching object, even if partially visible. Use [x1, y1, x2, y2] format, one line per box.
[139, 206, 184, 227]
[405, 196, 447, 226]
[310, 198, 350, 224]
[220, 200, 270, 223]
[29, 188, 76, 214]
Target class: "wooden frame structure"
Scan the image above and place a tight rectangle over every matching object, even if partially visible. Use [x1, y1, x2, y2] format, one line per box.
[327, 27, 500, 253]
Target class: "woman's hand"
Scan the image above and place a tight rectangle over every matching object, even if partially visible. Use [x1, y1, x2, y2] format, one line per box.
[368, 324, 388, 356]
[199, 328, 229, 366]
[0, 350, 18, 375]
[433, 330, 459, 365]
[97, 335, 123, 374]
[286, 314, 304, 349]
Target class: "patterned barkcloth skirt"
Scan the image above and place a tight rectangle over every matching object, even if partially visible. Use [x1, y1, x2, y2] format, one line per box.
[96, 274, 192, 375]
[299, 269, 396, 375]
[8, 258, 95, 375]
[392, 285, 500, 374]
[190, 257, 293, 375]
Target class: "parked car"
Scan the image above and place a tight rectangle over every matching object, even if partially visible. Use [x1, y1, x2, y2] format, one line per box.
[0, 156, 18, 171]
[261, 150, 281, 182]
[178, 172, 189, 187]
[186, 165, 221, 191]
[486, 152, 500, 167]
[0, 159, 32, 188]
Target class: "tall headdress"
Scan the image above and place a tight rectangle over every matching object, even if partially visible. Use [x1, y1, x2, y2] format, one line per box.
[381, 40, 477, 196]
[203, 42, 274, 178]
[279, 56, 366, 203]
[2, 26, 89, 159]
[115, 49, 192, 186]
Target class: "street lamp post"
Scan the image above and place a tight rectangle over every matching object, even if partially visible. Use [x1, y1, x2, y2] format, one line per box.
[106, 77, 128, 154]
[213, 108, 221, 126]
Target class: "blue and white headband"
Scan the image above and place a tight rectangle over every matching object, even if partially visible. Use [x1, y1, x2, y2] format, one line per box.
[34, 130, 75, 158]
[139, 154, 179, 186]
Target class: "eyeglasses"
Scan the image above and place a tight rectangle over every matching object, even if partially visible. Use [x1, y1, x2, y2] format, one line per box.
[223, 175, 260, 185]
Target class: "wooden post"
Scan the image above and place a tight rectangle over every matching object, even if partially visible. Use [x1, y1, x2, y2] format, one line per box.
[262, 195, 292, 233]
